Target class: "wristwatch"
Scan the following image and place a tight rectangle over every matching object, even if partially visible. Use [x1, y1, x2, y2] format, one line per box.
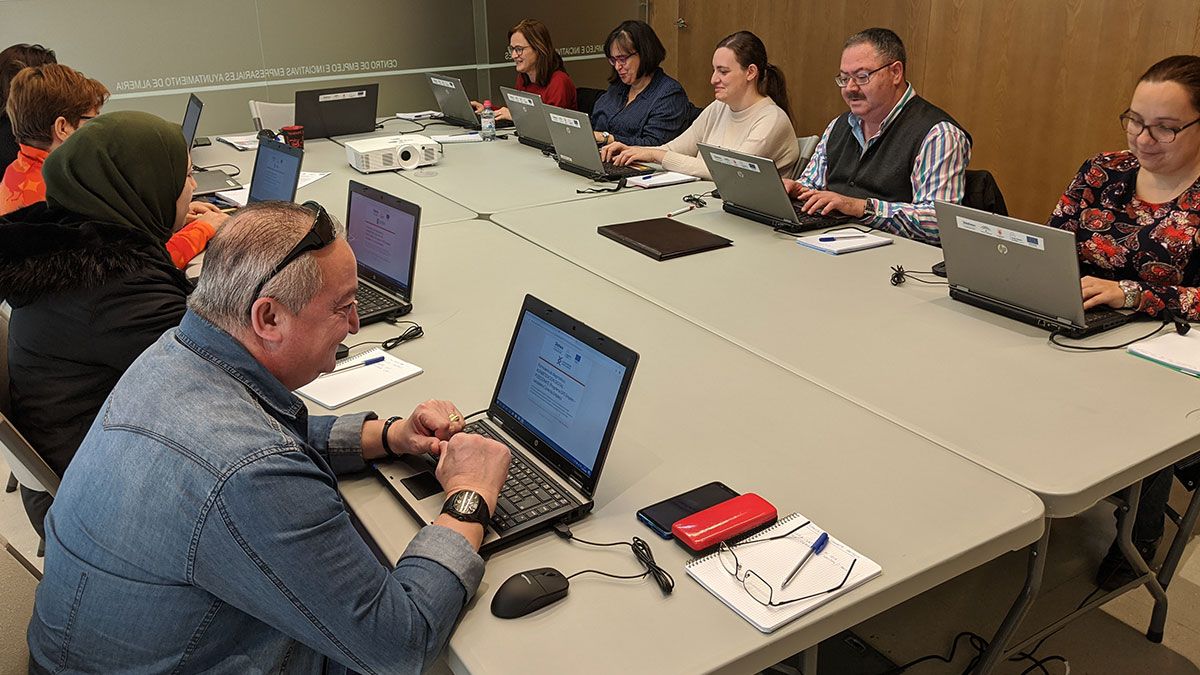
[601, 131, 611, 144]
[1118, 279, 1141, 309]
[861, 198, 877, 220]
[441, 490, 491, 526]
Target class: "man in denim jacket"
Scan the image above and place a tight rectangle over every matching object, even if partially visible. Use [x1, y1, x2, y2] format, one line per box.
[27, 201, 511, 674]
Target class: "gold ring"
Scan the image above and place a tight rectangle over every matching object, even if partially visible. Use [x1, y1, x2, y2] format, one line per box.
[448, 413, 461, 423]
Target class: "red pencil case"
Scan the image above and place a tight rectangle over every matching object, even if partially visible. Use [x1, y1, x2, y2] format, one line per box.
[671, 493, 778, 552]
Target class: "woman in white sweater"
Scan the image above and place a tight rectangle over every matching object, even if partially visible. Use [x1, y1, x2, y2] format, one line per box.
[602, 30, 798, 179]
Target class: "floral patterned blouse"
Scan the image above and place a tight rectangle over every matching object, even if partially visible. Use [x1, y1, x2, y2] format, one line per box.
[1047, 151, 1200, 319]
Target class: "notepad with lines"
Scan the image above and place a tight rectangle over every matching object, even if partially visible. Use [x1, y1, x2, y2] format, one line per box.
[296, 348, 423, 409]
[685, 512, 882, 633]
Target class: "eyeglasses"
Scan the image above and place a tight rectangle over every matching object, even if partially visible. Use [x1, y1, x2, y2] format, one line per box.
[246, 201, 336, 314]
[505, 45, 530, 60]
[608, 52, 638, 68]
[1120, 110, 1200, 143]
[834, 62, 896, 88]
[717, 520, 857, 607]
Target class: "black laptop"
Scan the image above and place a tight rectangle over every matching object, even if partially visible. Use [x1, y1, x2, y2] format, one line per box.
[375, 294, 639, 553]
[182, 94, 243, 196]
[295, 84, 379, 139]
[344, 181, 420, 325]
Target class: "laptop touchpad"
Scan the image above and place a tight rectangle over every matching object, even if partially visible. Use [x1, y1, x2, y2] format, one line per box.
[401, 471, 443, 500]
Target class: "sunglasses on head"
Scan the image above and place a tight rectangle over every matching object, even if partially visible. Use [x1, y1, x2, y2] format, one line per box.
[246, 201, 336, 314]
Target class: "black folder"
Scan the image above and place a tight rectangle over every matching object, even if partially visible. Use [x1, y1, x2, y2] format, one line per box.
[597, 218, 732, 261]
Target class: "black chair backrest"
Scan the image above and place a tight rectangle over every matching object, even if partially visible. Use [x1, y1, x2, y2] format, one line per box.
[962, 169, 1008, 216]
[0, 308, 9, 417]
[576, 87, 605, 116]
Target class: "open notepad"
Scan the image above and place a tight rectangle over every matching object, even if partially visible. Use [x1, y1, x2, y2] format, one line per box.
[296, 348, 423, 409]
[685, 512, 881, 633]
[795, 228, 892, 255]
[1128, 331, 1200, 377]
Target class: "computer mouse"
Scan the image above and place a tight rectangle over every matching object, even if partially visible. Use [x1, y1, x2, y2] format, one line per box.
[490, 567, 570, 618]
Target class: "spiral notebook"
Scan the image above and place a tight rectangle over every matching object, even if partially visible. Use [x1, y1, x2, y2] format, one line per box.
[296, 348, 423, 409]
[685, 512, 882, 633]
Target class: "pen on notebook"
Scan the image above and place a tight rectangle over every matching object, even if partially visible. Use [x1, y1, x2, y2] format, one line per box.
[321, 356, 384, 377]
[667, 205, 695, 218]
[818, 235, 867, 242]
[782, 531, 829, 589]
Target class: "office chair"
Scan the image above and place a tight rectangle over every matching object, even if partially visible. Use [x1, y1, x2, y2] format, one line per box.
[792, 135, 820, 180]
[962, 169, 1008, 216]
[575, 87, 604, 116]
[1, 307, 14, 495]
[248, 100, 295, 132]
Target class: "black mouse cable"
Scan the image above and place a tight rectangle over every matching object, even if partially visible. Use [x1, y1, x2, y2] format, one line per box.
[553, 524, 674, 594]
[889, 264, 948, 286]
[343, 321, 424, 352]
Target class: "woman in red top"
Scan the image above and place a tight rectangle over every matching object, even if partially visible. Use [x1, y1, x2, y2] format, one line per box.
[474, 18, 576, 121]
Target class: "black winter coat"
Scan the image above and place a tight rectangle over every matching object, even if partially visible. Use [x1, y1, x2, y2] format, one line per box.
[0, 203, 191, 476]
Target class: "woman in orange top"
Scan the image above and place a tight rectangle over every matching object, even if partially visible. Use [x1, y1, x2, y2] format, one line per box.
[0, 63, 223, 267]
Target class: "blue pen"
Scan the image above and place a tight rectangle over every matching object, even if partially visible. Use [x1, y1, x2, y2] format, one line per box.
[322, 355, 385, 377]
[782, 531, 829, 589]
[818, 235, 866, 242]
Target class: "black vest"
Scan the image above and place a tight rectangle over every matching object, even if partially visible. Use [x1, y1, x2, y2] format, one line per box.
[825, 95, 970, 203]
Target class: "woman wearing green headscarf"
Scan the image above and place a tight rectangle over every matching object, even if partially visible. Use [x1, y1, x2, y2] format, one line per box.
[0, 110, 211, 539]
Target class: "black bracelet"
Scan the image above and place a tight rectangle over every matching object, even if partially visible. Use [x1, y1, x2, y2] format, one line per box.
[381, 416, 403, 460]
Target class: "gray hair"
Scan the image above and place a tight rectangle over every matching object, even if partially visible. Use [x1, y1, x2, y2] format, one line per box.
[188, 201, 346, 335]
[844, 27, 907, 70]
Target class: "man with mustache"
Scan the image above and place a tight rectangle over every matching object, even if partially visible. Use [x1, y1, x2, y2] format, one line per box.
[783, 28, 971, 246]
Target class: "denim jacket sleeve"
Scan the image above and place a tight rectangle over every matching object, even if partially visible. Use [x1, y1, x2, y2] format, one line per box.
[308, 411, 375, 476]
[191, 445, 484, 675]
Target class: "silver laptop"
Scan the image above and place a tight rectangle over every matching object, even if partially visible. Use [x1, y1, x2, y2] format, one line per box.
[425, 72, 513, 131]
[376, 294, 639, 553]
[698, 143, 847, 233]
[182, 94, 242, 196]
[936, 201, 1131, 338]
[345, 181, 419, 325]
[542, 104, 653, 182]
[500, 85, 554, 152]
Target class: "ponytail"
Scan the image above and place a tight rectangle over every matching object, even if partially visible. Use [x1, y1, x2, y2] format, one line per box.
[760, 63, 792, 121]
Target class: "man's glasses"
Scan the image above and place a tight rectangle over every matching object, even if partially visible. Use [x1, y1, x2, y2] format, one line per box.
[833, 62, 896, 88]
[505, 45, 530, 60]
[717, 520, 857, 607]
[608, 52, 638, 68]
[246, 201, 336, 314]
[1120, 110, 1200, 144]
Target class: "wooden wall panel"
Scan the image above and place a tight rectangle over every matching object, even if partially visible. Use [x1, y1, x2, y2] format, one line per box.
[648, 0, 1200, 222]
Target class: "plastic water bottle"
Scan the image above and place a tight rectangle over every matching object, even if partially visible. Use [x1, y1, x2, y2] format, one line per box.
[480, 100, 496, 141]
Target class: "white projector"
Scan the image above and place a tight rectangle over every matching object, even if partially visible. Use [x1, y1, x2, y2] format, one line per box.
[344, 134, 441, 173]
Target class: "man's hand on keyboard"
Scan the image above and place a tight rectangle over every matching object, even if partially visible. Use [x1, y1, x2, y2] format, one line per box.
[388, 399, 467, 456]
[436, 433, 512, 516]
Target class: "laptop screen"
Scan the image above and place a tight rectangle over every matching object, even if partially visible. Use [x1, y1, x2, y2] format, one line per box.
[494, 310, 629, 479]
[346, 185, 417, 295]
[247, 140, 303, 204]
[181, 94, 202, 148]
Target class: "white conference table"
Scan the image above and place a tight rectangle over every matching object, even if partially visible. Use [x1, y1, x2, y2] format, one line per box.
[489, 187, 1200, 666]
[326, 119, 712, 215]
[332, 219, 1044, 675]
[189, 134, 477, 225]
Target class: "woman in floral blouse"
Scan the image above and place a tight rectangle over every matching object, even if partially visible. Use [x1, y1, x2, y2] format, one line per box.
[1046, 54, 1200, 590]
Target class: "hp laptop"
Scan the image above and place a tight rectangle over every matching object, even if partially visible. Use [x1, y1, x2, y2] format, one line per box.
[215, 139, 304, 207]
[376, 294, 639, 553]
[500, 86, 554, 152]
[936, 201, 1132, 339]
[698, 143, 849, 233]
[295, 84, 379, 139]
[182, 94, 243, 196]
[543, 105, 654, 181]
[425, 73, 513, 130]
[345, 180, 419, 325]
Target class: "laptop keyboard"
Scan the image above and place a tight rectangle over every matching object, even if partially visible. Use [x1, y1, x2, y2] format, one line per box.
[355, 284, 398, 316]
[602, 162, 650, 179]
[465, 421, 572, 532]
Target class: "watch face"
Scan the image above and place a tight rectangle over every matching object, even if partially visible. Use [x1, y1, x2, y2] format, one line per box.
[453, 491, 480, 514]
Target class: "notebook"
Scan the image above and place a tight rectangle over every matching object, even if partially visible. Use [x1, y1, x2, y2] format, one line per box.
[294, 83, 379, 139]
[375, 294, 639, 554]
[598, 218, 732, 261]
[296, 348, 423, 409]
[795, 228, 892, 255]
[1128, 332, 1200, 377]
[685, 512, 882, 633]
[542, 104, 654, 181]
[182, 94, 243, 196]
